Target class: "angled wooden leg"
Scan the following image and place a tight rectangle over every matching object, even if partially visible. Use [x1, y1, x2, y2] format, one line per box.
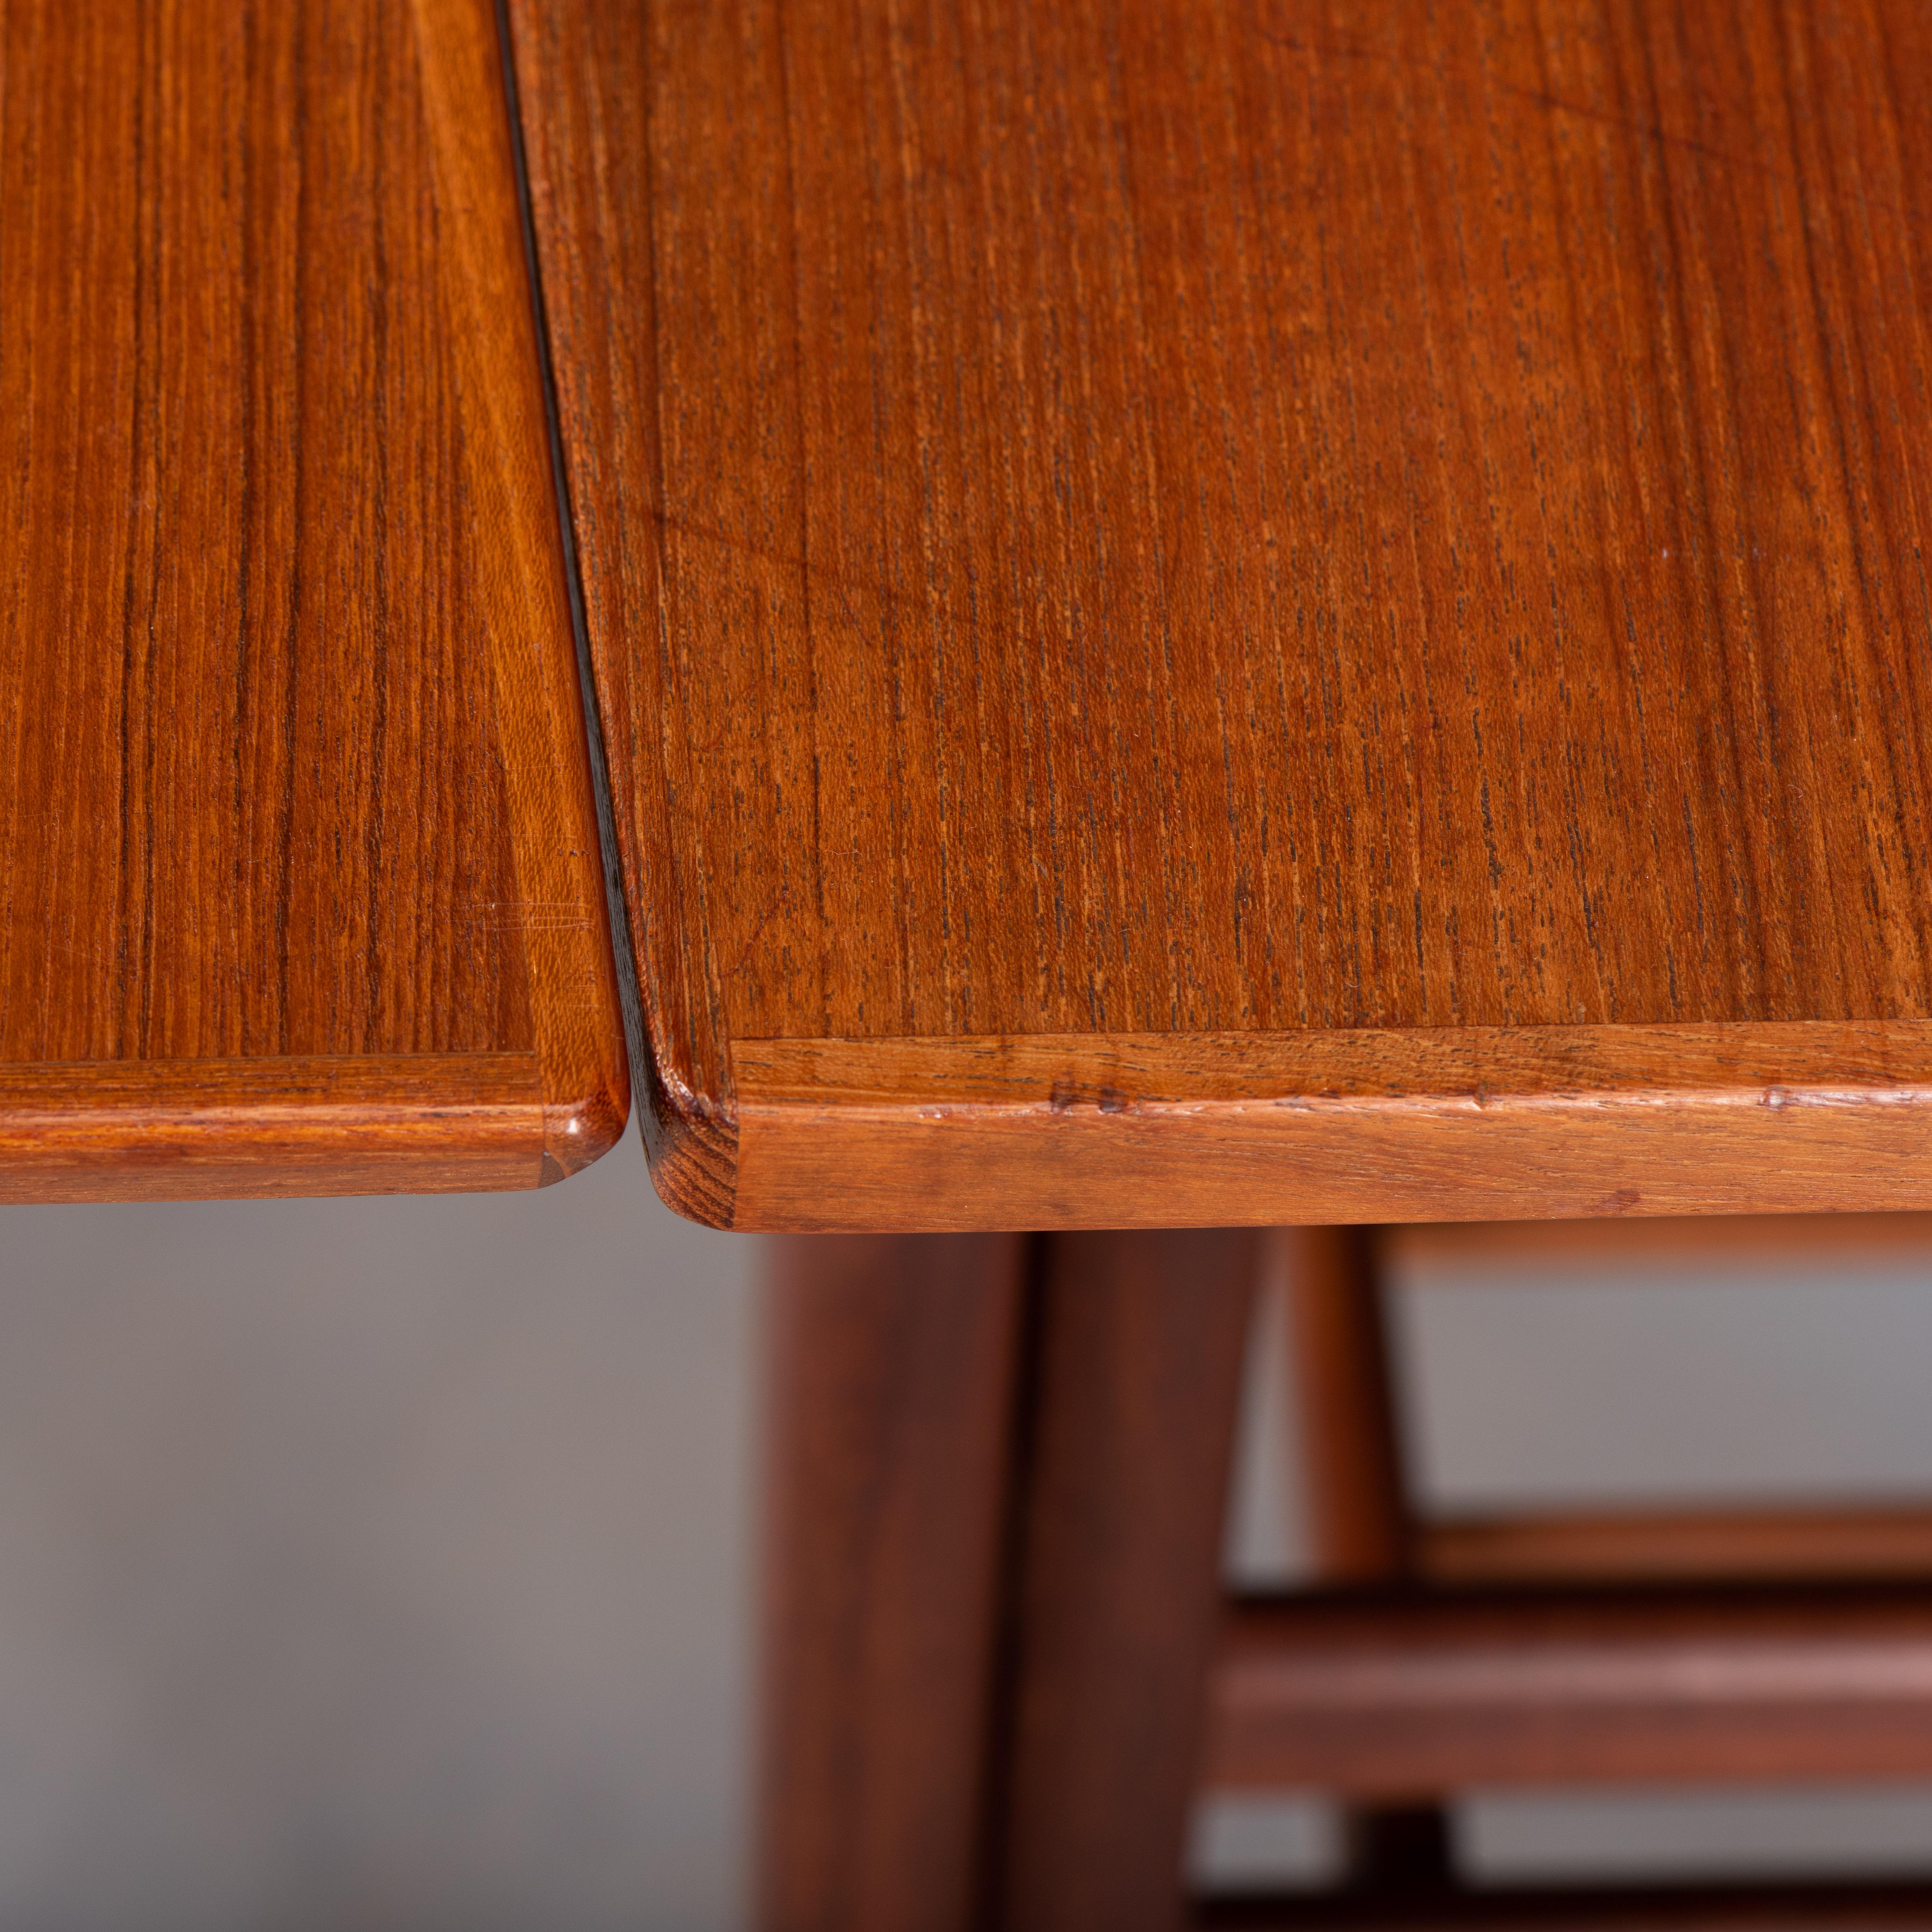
[990, 1228, 1262, 1932]
[1276, 1226, 1450, 1889]
[1279, 1227, 1411, 1583]
[760, 1233, 1028, 1932]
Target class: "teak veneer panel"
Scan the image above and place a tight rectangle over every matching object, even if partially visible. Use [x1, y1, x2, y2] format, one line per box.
[513, 0, 1932, 1229]
[0, 0, 626, 1198]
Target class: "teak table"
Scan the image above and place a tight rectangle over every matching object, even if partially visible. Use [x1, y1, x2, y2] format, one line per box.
[506, 0, 1932, 1926]
[9, 0, 1932, 1926]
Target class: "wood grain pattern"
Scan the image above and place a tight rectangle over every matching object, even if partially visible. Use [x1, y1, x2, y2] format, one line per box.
[0, 0, 626, 1197]
[513, 0, 1932, 1228]
[1208, 1586, 1932, 1797]
[0, 1056, 541, 1200]
[733, 1021, 1932, 1228]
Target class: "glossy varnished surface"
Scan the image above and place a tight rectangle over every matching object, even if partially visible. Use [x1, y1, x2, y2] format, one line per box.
[1210, 1583, 1932, 1797]
[513, 0, 1932, 1227]
[0, 0, 626, 1196]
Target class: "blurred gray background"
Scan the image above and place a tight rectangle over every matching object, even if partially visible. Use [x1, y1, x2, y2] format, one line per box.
[6, 1137, 1932, 1924]
[0, 1133, 755, 1931]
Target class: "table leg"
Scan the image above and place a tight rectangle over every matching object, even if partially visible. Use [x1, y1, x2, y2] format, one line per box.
[1280, 1227, 1410, 1582]
[988, 1229, 1261, 1932]
[760, 1233, 1028, 1932]
[1277, 1228, 1453, 1883]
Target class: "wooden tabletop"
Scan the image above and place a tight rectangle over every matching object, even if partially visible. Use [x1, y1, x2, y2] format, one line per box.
[514, 0, 1932, 1232]
[0, 0, 626, 1200]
